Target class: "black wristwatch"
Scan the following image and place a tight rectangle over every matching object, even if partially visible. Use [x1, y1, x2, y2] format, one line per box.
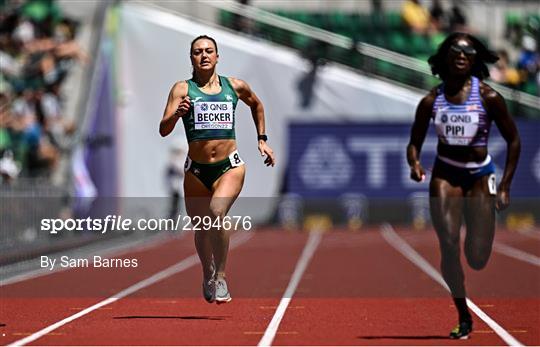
[258, 134, 268, 142]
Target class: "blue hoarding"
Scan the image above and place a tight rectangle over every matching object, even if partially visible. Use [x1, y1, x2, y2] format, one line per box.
[287, 121, 540, 198]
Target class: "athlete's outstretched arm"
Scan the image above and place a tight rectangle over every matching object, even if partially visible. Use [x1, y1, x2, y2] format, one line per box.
[482, 85, 521, 210]
[407, 91, 436, 182]
[229, 77, 276, 167]
[159, 81, 189, 137]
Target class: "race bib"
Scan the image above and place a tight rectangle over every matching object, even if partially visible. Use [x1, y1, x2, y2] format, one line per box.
[434, 110, 479, 146]
[487, 173, 497, 195]
[193, 101, 233, 130]
[184, 156, 192, 172]
[228, 150, 244, 167]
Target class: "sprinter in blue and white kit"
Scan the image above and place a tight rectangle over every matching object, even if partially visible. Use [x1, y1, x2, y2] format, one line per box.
[407, 33, 521, 339]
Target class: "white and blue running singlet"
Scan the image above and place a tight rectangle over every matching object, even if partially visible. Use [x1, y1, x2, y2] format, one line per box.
[432, 76, 491, 147]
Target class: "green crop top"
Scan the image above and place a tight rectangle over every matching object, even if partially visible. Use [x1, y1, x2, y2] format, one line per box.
[182, 75, 239, 143]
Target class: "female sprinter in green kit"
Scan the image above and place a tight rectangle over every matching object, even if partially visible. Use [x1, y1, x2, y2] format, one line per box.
[159, 35, 276, 304]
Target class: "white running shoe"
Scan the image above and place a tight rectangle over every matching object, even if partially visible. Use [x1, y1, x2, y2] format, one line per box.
[215, 277, 232, 304]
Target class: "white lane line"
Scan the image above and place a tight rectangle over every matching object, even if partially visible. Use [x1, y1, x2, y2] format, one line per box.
[516, 230, 540, 241]
[7, 232, 253, 347]
[258, 231, 322, 347]
[494, 242, 540, 267]
[380, 223, 523, 347]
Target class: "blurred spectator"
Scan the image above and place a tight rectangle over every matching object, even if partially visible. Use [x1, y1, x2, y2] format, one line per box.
[297, 41, 327, 109]
[429, 0, 446, 32]
[0, 92, 23, 183]
[40, 81, 76, 146]
[370, 0, 386, 34]
[232, 0, 256, 35]
[401, 0, 432, 34]
[517, 35, 540, 94]
[370, 0, 383, 14]
[10, 88, 60, 176]
[0, 150, 20, 184]
[448, 3, 468, 33]
[489, 49, 521, 86]
[165, 145, 185, 219]
[370, 0, 384, 21]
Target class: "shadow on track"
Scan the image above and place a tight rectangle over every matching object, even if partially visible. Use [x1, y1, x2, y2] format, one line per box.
[358, 335, 449, 340]
[114, 315, 229, 320]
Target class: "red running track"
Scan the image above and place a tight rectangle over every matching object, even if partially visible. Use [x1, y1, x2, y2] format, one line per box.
[0, 227, 538, 346]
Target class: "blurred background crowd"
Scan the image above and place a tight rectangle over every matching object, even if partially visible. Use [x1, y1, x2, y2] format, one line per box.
[0, 0, 87, 184]
[1, 0, 539, 186]
[224, 0, 539, 94]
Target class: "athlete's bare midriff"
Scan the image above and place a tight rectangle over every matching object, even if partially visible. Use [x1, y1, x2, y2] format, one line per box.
[437, 143, 488, 163]
[188, 139, 237, 163]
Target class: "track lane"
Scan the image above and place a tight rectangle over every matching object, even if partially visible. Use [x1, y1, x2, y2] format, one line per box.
[1, 234, 195, 346]
[272, 228, 509, 346]
[2, 228, 537, 346]
[494, 229, 540, 257]
[22, 231, 310, 346]
[393, 226, 540, 346]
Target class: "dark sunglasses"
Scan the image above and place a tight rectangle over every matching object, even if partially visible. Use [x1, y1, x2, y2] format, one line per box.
[450, 44, 477, 56]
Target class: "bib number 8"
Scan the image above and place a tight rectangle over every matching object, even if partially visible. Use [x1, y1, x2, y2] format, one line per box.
[229, 151, 244, 167]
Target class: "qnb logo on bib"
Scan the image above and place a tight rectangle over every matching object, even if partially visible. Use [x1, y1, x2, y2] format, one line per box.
[435, 110, 480, 145]
[194, 102, 233, 130]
